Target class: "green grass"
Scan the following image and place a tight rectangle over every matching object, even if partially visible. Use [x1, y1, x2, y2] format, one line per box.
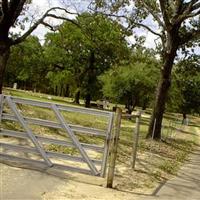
[46, 144, 79, 155]
[4, 88, 75, 105]
[158, 160, 179, 175]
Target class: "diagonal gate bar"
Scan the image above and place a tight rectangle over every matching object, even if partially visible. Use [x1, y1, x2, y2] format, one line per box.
[51, 104, 99, 176]
[6, 96, 53, 167]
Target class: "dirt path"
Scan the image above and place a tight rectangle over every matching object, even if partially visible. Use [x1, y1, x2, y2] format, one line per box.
[0, 163, 150, 200]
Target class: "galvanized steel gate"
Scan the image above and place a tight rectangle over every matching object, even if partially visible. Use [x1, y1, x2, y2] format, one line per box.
[0, 95, 114, 177]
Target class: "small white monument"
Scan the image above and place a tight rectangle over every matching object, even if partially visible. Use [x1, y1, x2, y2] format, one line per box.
[13, 83, 17, 89]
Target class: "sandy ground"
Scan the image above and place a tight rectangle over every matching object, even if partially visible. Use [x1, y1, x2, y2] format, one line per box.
[0, 163, 150, 200]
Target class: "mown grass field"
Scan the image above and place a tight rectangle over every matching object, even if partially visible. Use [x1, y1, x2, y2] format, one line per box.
[1, 87, 200, 194]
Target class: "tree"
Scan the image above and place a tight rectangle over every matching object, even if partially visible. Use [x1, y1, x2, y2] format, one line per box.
[94, 0, 200, 139]
[172, 55, 200, 123]
[0, 0, 77, 94]
[46, 70, 74, 96]
[5, 36, 46, 91]
[77, 13, 130, 107]
[44, 13, 130, 107]
[100, 48, 159, 113]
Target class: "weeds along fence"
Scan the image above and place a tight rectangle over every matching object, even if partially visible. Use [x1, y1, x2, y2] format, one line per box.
[121, 112, 141, 169]
[106, 110, 141, 188]
[0, 94, 115, 177]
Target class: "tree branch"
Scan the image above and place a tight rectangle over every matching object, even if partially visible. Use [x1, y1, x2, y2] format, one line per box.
[173, 0, 200, 25]
[192, 1, 200, 11]
[179, 28, 200, 45]
[2, 0, 8, 16]
[11, 7, 78, 45]
[139, 0, 164, 28]
[41, 21, 56, 32]
[129, 21, 163, 38]
[8, 0, 26, 27]
[186, 9, 200, 18]
[182, 0, 199, 12]
[46, 13, 80, 27]
[91, 11, 163, 38]
[0, 0, 9, 25]
[159, 0, 172, 29]
[174, 0, 187, 17]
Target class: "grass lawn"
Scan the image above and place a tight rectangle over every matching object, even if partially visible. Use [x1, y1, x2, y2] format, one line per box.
[1, 87, 200, 194]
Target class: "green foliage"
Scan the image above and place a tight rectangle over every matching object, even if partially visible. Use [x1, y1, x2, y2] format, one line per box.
[46, 144, 79, 155]
[94, 0, 200, 139]
[158, 160, 179, 175]
[46, 70, 75, 97]
[5, 36, 46, 91]
[5, 12, 130, 101]
[100, 48, 159, 110]
[44, 12, 130, 102]
[168, 55, 200, 115]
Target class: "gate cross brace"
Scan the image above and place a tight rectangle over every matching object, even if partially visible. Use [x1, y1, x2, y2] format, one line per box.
[5, 96, 53, 167]
[51, 104, 99, 176]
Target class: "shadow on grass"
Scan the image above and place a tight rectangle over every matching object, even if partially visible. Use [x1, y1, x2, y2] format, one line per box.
[188, 123, 200, 129]
[162, 125, 198, 136]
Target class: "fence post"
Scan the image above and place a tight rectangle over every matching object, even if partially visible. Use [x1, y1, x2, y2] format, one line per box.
[0, 94, 3, 123]
[106, 107, 122, 188]
[131, 111, 141, 169]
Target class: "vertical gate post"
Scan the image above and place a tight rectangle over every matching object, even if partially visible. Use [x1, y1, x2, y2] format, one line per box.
[101, 112, 114, 177]
[0, 94, 3, 123]
[131, 111, 141, 169]
[106, 107, 122, 188]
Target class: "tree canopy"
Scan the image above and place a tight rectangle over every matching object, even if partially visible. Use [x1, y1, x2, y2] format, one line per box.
[172, 55, 200, 117]
[43, 13, 130, 106]
[93, 0, 200, 139]
[100, 48, 160, 113]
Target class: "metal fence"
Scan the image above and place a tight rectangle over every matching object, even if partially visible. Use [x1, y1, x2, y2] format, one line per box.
[0, 94, 114, 177]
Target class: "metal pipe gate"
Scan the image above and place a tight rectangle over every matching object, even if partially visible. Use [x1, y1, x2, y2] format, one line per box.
[0, 94, 114, 177]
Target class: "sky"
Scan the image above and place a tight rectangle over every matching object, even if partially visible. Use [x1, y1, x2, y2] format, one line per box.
[27, 0, 159, 48]
[28, 0, 78, 43]
[19, 0, 199, 55]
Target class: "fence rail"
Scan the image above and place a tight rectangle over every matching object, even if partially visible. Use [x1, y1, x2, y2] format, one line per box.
[11, 96, 111, 117]
[0, 95, 114, 177]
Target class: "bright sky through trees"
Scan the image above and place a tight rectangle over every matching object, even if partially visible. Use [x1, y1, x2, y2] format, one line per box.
[22, 0, 158, 48]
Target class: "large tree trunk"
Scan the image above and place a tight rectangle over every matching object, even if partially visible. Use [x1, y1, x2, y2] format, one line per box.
[125, 96, 137, 114]
[74, 89, 80, 104]
[0, 42, 10, 94]
[84, 51, 95, 108]
[147, 48, 177, 139]
[85, 93, 91, 108]
[65, 84, 69, 97]
[182, 113, 188, 125]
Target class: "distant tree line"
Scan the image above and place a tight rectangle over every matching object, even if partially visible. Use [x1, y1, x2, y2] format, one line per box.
[3, 12, 200, 119]
[1, 0, 200, 140]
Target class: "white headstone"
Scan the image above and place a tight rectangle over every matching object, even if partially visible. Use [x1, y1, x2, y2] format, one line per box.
[13, 83, 17, 89]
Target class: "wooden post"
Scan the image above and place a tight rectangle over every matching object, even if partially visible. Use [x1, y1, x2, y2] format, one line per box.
[0, 94, 3, 123]
[106, 107, 122, 188]
[131, 111, 141, 169]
